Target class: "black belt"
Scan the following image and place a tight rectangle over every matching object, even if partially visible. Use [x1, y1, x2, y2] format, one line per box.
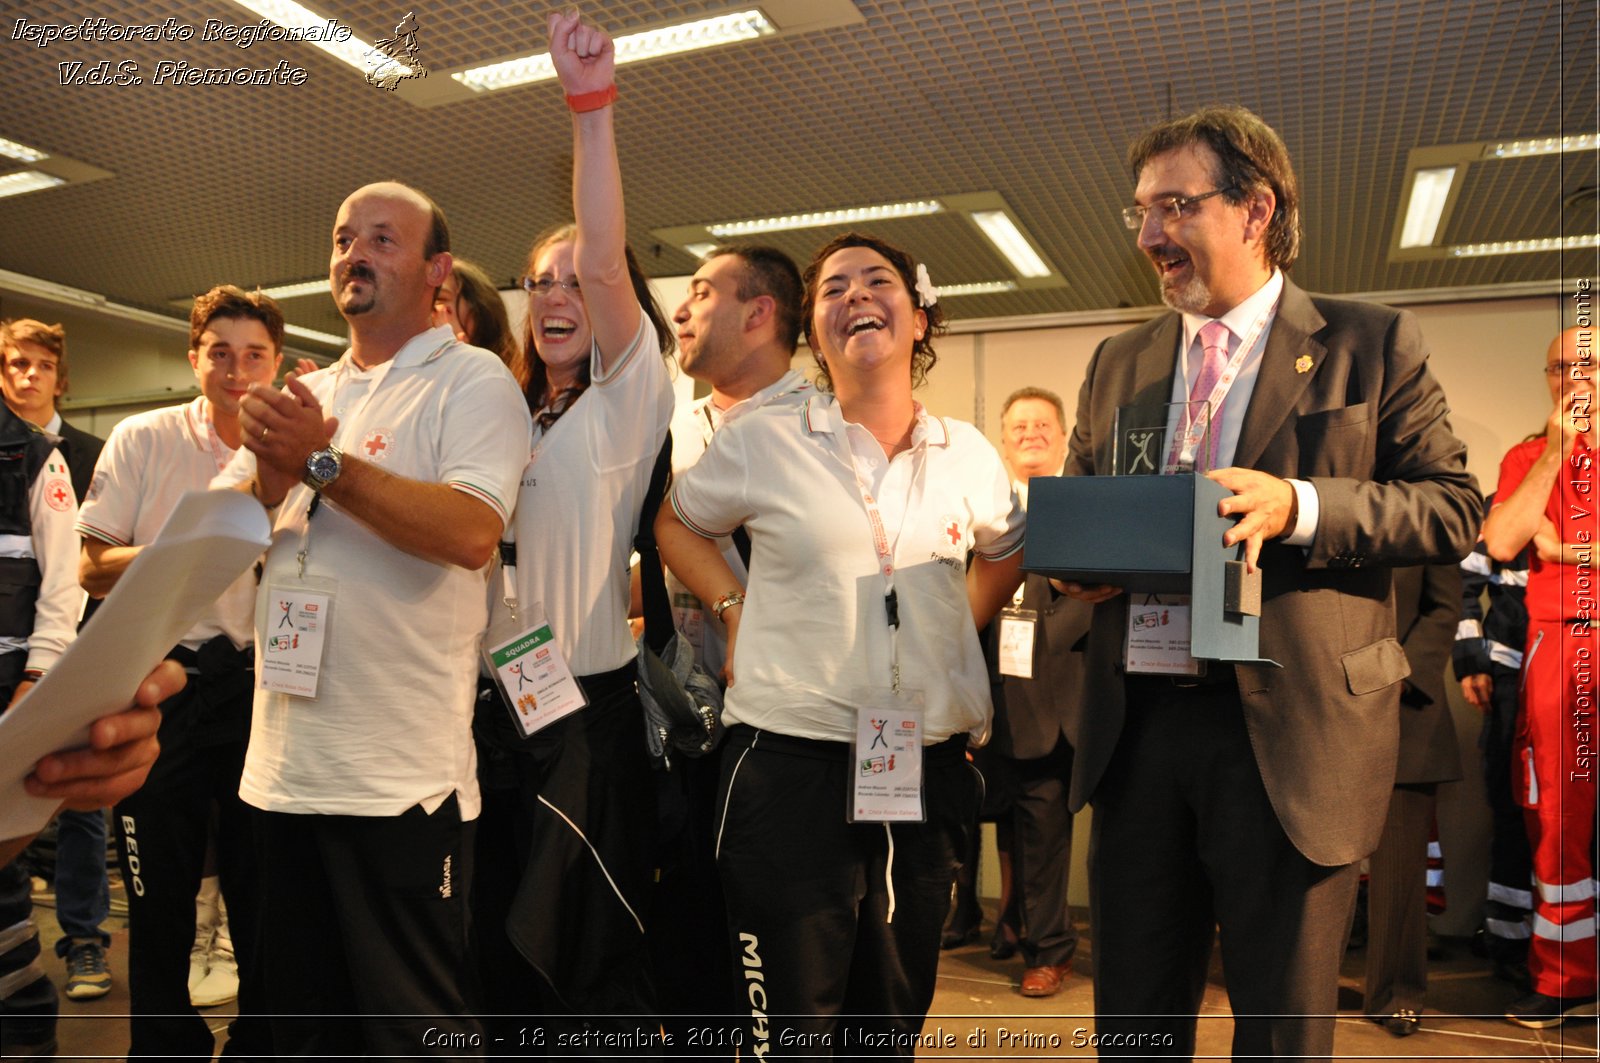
[728, 724, 970, 765]
[1126, 666, 1239, 694]
[166, 634, 252, 676]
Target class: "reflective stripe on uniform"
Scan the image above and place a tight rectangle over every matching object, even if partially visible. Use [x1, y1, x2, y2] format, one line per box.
[1489, 881, 1534, 910]
[1487, 916, 1533, 940]
[1537, 876, 1598, 905]
[1533, 913, 1597, 942]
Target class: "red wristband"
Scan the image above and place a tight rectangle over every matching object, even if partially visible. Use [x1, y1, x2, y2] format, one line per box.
[565, 84, 618, 113]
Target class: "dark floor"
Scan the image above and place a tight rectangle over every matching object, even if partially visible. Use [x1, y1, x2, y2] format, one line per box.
[28, 884, 1600, 1060]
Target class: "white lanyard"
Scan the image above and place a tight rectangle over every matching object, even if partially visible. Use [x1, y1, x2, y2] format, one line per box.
[1168, 298, 1280, 471]
[498, 535, 522, 623]
[840, 422, 926, 694]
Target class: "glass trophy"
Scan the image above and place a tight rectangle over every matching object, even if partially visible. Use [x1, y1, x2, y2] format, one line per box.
[1113, 401, 1215, 476]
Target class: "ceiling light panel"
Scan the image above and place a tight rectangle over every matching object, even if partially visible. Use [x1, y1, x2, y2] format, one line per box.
[1399, 167, 1458, 248]
[1485, 133, 1599, 159]
[1448, 234, 1600, 258]
[0, 172, 66, 200]
[454, 9, 774, 93]
[706, 199, 945, 237]
[226, 0, 408, 77]
[256, 279, 331, 299]
[284, 323, 348, 346]
[968, 210, 1052, 277]
[0, 137, 47, 163]
[936, 281, 1020, 297]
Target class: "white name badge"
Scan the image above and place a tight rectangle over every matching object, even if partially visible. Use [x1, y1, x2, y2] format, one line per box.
[258, 579, 335, 698]
[998, 607, 1038, 678]
[484, 611, 587, 738]
[849, 694, 926, 823]
[1124, 594, 1203, 676]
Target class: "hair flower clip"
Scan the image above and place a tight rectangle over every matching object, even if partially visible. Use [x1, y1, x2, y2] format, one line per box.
[914, 262, 939, 308]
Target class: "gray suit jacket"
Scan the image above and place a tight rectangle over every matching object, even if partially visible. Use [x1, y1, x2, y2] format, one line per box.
[1064, 279, 1481, 866]
[1392, 563, 1464, 786]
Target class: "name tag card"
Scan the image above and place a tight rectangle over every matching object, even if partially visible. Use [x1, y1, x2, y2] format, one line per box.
[1124, 594, 1203, 676]
[258, 579, 335, 698]
[849, 694, 926, 823]
[484, 607, 587, 738]
[998, 607, 1037, 678]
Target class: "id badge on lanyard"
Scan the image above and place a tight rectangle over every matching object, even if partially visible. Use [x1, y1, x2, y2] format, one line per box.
[849, 692, 926, 822]
[1167, 298, 1280, 473]
[841, 418, 928, 822]
[998, 607, 1038, 678]
[257, 575, 337, 697]
[1124, 593, 1202, 676]
[484, 550, 587, 737]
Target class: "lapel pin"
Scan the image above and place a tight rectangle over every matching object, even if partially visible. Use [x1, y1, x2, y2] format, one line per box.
[1294, 354, 1313, 374]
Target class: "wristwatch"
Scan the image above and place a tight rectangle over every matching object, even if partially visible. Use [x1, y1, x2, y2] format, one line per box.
[303, 445, 344, 491]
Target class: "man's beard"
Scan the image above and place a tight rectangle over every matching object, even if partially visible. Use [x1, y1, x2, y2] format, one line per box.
[1159, 271, 1213, 315]
[337, 269, 376, 316]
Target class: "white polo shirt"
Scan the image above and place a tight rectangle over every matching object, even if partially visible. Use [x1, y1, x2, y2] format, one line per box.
[78, 397, 256, 651]
[670, 392, 1024, 743]
[497, 315, 673, 675]
[214, 327, 532, 818]
[665, 368, 812, 677]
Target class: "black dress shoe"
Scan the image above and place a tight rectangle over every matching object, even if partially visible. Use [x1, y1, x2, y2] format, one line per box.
[989, 921, 1019, 960]
[1376, 1009, 1420, 1037]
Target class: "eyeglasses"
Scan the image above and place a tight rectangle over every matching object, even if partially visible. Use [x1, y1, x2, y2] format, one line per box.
[521, 276, 582, 297]
[1121, 188, 1239, 230]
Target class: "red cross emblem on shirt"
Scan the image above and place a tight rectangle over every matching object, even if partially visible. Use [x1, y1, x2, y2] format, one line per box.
[945, 521, 960, 545]
[362, 429, 394, 461]
[45, 479, 71, 512]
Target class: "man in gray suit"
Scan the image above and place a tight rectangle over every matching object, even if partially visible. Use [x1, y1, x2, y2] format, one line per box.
[1057, 106, 1480, 1057]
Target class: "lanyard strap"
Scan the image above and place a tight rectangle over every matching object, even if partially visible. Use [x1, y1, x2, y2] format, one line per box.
[498, 542, 520, 623]
[189, 400, 236, 476]
[1168, 298, 1280, 472]
[841, 424, 925, 694]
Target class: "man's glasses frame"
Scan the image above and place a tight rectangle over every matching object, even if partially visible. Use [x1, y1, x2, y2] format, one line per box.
[1122, 187, 1240, 230]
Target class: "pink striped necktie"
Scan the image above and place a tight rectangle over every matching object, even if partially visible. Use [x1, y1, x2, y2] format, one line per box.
[1168, 320, 1231, 472]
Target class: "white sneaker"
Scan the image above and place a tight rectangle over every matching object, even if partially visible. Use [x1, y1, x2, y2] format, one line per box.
[191, 953, 238, 1008]
[189, 875, 222, 996]
[188, 946, 209, 995]
[192, 892, 237, 1008]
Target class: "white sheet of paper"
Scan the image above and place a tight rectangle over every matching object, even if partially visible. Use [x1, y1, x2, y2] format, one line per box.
[0, 490, 271, 840]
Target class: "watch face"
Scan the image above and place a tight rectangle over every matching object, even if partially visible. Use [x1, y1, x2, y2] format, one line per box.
[308, 451, 340, 483]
